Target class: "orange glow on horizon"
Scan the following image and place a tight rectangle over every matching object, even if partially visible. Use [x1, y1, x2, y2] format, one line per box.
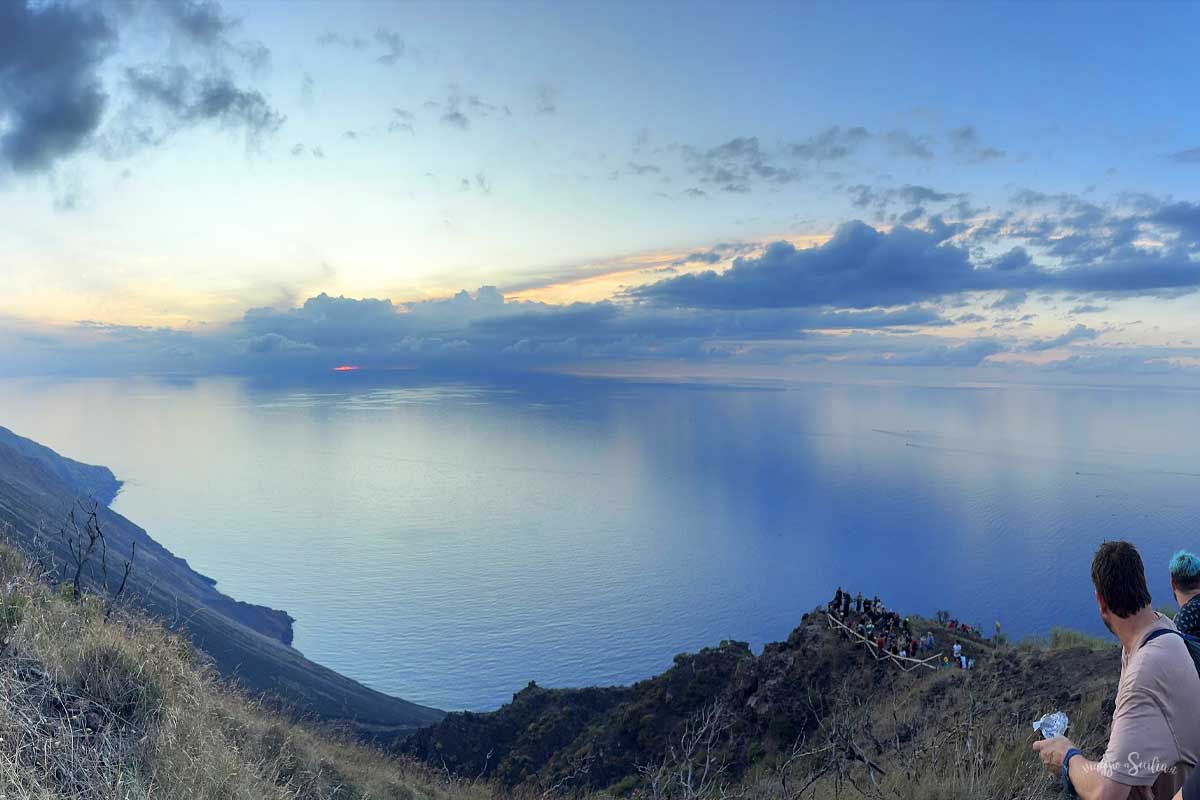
[333, 365, 360, 372]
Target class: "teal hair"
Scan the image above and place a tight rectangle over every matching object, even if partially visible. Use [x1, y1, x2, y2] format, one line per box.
[1169, 550, 1200, 578]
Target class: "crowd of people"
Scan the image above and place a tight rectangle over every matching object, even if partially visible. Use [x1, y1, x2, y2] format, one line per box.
[827, 545, 1200, 798]
[826, 587, 975, 668]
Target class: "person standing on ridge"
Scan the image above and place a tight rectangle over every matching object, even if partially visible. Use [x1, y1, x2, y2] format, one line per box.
[855, 591, 863, 613]
[1033, 541, 1200, 799]
[1170, 550, 1200, 638]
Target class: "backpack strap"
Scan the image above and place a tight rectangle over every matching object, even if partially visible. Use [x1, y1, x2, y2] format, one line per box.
[1140, 627, 1200, 649]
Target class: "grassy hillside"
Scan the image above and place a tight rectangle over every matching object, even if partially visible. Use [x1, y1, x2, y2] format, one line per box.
[0, 541, 475, 800]
[0, 425, 443, 737]
[403, 611, 1123, 800]
[1, 517, 1128, 800]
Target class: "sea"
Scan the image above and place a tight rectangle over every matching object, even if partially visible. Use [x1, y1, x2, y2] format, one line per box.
[0, 372, 1197, 710]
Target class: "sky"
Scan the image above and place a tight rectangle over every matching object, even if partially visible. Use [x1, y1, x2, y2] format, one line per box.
[3, 0, 1200, 384]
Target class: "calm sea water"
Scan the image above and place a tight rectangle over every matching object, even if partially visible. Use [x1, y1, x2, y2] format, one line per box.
[1, 373, 1198, 710]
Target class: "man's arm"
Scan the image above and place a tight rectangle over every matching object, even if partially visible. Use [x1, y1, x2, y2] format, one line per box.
[1033, 737, 1132, 800]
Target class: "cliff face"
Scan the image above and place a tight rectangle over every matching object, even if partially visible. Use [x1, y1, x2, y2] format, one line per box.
[401, 613, 1121, 796]
[0, 425, 443, 737]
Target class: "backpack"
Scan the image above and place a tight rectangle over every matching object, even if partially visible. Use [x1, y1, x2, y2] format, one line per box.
[1141, 628, 1200, 679]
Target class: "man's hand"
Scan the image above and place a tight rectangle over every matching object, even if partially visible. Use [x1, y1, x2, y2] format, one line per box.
[1032, 735, 1078, 776]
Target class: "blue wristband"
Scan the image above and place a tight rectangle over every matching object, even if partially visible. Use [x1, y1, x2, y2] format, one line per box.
[1062, 748, 1081, 796]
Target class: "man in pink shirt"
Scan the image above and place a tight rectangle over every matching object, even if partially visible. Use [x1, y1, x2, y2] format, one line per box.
[1033, 541, 1200, 799]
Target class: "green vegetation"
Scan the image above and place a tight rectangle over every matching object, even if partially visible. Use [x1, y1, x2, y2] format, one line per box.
[0, 542, 484, 800]
[1046, 626, 1117, 652]
[0, 531, 1131, 800]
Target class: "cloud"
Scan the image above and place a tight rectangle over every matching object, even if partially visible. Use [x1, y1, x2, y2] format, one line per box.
[535, 85, 556, 114]
[1150, 202, 1200, 246]
[789, 126, 870, 161]
[0, 0, 281, 174]
[845, 183, 970, 227]
[633, 222, 984, 309]
[947, 125, 1005, 163]
[388, 107, 415, 134]
[7, 283, 944, 377]
[1027, 323, 1099, 351]
[1169, 147, 1200, 164]
[315, 30, 367, 50]
[871, 339, 1003, 367]
[374, 27, 405, 65]
[989, 290, 1027, 309]
[429, 86, 510, 130]
[0, 0, 115, 173]
[670, 243, 756, 267]
[243, 332, 317, 354]
[992, 247, 1032, 271]
[627, 162, 662, 176]
[635, 214, 1200, 312]
[120, 65, 285, 146]
[152, 0, 266, 68]
[884, 129, 934, 160]
[682, 136, 802, 192]
[6, 276, 1200, 382]
[460, 172, 492, 194]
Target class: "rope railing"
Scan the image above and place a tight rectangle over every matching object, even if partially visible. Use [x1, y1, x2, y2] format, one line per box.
[825, 613, 942, 672]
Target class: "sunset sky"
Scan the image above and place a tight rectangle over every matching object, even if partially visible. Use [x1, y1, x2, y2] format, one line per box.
[3, 0, 1200, 382]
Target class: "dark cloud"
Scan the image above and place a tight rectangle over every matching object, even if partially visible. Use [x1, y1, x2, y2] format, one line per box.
[153, 0, 266, 68]
[433, 86, 506, 130]
[993, 247, 1032, 271]
[241, 294, 404, 348]
[389, 107, 415, 134]
[627, 162, 662, 176]
[884, 130, 934, 160]
[1169, 147, 1200, 164]
[1027, 324, 1099, 351]
[243, 332, 317, 354]
[1069, 303, 1108, 314]
[633, 222, 983, 310]
[0, 0, 115, 173]
[974, 191, 1200, 283]
[789, 126, 870, 161]
[374, 27, 405, 65]
[315, 30, 367, 50]
[1150, 202, 1200, 246]
[870, 339, 1002, 367]
[159, 0, 233, 44]
[6, 275, 1195, 380]
[634, 218, 1200, 311]
[845, 184, 969, 228]
[989, 290, 1027, 309]
[947, 125, 1005, 163]
[683, 136, 802, 192]
[206, 285, 961, 374]
[0, 0, 280, 174]
[122, 65, 285, 145]
[535, 85, 556, 114]
[670, 243, 758, 267]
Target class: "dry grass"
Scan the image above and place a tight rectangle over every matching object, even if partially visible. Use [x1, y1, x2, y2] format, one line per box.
[1046, 627, 1114, 652]
[0, 542, 494, 800]
[0, 539, 1118, 800]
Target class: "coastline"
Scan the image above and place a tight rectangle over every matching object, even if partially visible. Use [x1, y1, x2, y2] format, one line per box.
[0, 424, 444, 736]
